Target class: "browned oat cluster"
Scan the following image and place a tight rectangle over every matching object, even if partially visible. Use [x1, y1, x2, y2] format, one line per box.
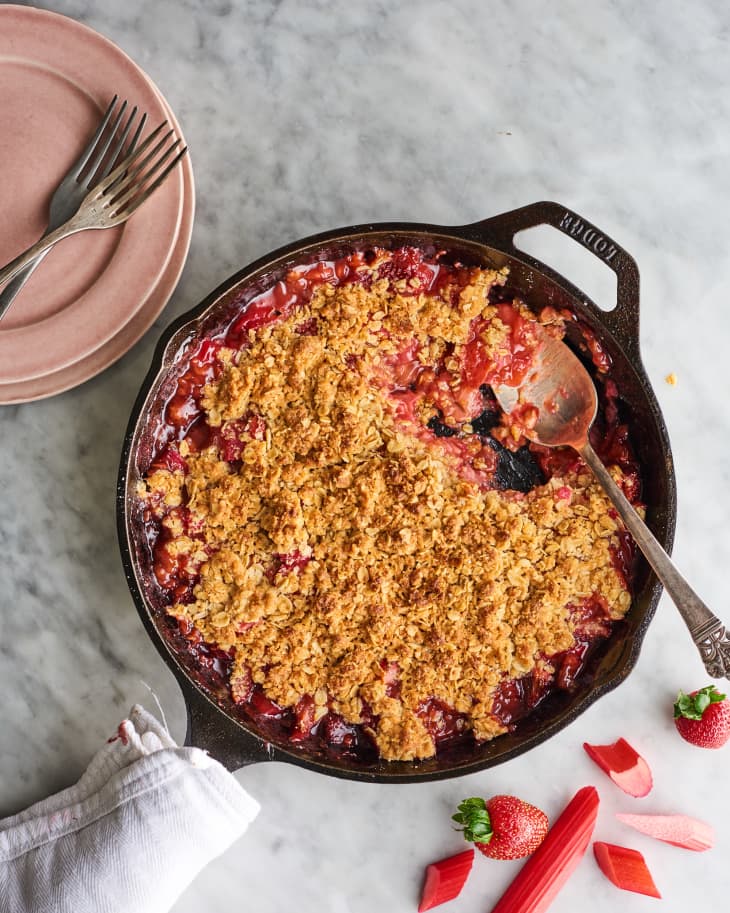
[140, 260, 633, 761]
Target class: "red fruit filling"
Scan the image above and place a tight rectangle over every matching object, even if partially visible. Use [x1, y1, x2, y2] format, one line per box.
[264, 549, 312, 582]
[417, 698, 470, 746]
[491, 595, 613, 728]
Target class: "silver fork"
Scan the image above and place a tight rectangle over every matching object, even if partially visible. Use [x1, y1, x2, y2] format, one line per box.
[0, 123, 187, 291]
[0, 96, 147, 323]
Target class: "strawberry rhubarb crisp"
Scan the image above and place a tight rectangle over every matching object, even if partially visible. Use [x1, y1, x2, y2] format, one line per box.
[138, 247, 641, 762]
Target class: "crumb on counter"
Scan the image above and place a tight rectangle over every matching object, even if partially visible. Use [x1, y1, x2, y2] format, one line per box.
[665, 372, 677, 386]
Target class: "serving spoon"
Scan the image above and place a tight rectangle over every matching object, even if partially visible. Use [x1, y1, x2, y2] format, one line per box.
[492, 323, 730, 680]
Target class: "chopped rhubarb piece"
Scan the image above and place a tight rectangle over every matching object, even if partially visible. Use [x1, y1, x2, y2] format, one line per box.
[583, 738, 652, 797]
[616, 813, 714, 852]
[593, 842, 661, 898]
[417, 697, 469, 746]
[490, 786, 599, 913]
[290, 694, 316, 742]
[249, 688, 284, 717]
[321, 712, 359, 747]
[153, 445, 188, 474]
[418, 849, 474, 912]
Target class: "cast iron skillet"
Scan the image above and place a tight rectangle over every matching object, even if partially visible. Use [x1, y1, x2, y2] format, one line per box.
[117, 200, 676, 782]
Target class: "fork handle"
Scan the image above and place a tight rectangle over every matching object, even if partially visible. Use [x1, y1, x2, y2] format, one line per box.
[0, 248, 52, 322]
[579, 440, 730, 679]
[0, 218, 86, 292]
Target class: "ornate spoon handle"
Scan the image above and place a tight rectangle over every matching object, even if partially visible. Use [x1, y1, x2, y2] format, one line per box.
[580, 441, 730, 679]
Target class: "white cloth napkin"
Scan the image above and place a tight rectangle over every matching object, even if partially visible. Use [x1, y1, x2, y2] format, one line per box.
[0, 705, 260, 913]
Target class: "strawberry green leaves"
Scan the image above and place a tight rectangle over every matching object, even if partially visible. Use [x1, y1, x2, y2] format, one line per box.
[452, 798, 493, 844]
[674, 685, 726, 721]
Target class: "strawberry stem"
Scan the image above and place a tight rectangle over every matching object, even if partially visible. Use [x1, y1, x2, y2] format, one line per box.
[452, 797, 493, 844]
[674, 685, 726, 721]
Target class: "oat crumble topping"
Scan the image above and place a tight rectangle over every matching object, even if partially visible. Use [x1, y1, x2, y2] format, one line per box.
[139, 252, 635, 762]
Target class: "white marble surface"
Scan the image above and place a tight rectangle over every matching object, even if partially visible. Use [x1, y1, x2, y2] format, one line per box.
[2, 0, 730, 910]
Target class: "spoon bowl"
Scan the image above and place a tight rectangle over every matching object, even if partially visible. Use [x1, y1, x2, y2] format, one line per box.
[494, 324, 597, 449]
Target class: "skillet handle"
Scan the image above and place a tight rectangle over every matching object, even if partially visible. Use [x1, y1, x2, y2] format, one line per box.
[461, 201, 641, 363]
[182, 680, 282, 772]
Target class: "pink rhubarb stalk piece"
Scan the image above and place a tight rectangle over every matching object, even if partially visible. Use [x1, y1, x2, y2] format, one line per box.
[418, 849, 474, 912]
[583, 738, 653, 797]
[489, 786, 599, 913]
[616, 813, 715, 852]
[593, 841, 661, 898]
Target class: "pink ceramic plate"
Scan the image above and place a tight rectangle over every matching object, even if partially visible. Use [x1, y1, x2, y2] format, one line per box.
[0, 81, 195, 405]
[0, 6, 189, 385]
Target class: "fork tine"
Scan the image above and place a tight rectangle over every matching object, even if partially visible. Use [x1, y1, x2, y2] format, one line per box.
[69, 96, 119, 180]
[93, 121, 169, 196]
[108, 140, 183, 215]
[99, 105, 139, 180]
[128, 112, 148, 156]
[106, 130, 176, 202]
[113, 147, 188, 220]
[105, 111, 149, 190]
[83, 100, 128, 187]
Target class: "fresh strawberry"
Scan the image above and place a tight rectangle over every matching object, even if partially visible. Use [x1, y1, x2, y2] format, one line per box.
[616, 813, 715, 852]
[453, 795, 548, 861]
[674, 685, 730, 749]
[593, 841, 661, 898]
[418, 849, 474, 912]
[583, 738, 653, 797]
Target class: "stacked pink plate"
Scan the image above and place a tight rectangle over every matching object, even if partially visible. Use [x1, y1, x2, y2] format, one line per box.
[0, 5, 195, 403]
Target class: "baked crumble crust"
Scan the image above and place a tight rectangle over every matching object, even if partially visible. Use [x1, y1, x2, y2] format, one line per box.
[140, 259, 633, 761]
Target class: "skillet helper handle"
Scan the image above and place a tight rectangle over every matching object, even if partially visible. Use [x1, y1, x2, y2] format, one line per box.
[467, 201, 641, 362]
[580, 441, 730, 679]
[183, 681, 279, 771]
